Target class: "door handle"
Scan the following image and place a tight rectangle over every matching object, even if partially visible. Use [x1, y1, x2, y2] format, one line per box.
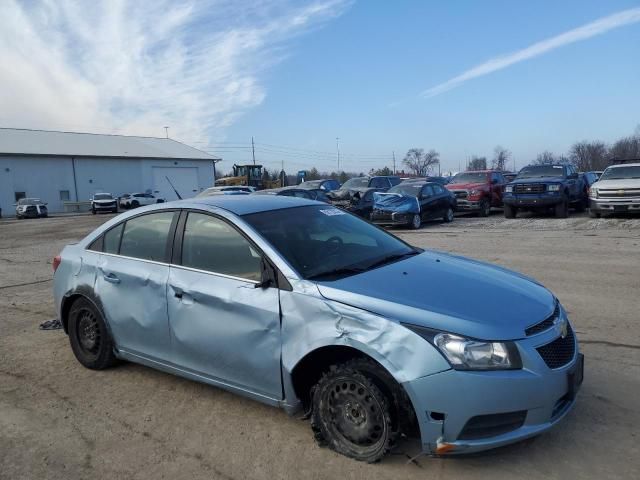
[103, 273, 120, 284]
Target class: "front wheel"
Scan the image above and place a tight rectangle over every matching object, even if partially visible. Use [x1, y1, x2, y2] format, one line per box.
[409, 213, 421, 230]
[311, 361, 395, 463]
[478, 198, 491, 217]
[443, 207, 454, 223]
[555, 197, 569, 218]
[68, 298, 117, 370]
[504, 203, 517, 218]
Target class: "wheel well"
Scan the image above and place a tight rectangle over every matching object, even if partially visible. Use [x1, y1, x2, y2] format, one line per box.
[60, 294, 83, 333]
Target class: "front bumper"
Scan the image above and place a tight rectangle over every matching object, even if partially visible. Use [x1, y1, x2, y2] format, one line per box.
[503, 193, 562, 208]
[455, 199, 483, 211]
[371, 210, 412, 225]
[403, 329, 583, 455]
[590, 198, 640, 213]
[93, 203, 117, 211]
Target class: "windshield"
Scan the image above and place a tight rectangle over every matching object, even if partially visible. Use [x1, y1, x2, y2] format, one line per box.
[517, 165, 565, 178]
[243, 205, 416, 280]
[94, 193, 112, 200]
[388, 183, 423, 197]
[451, 172, 487, 183]
[341, 177, 369, 189]
[18, 198, 44, 205]
[599, 166, 640, 180]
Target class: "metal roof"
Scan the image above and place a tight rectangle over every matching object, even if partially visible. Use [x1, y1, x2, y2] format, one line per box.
[0, 127, 219, 160]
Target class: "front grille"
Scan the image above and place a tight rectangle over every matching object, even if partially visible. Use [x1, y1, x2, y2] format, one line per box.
[372, 210, 392, 221]
[514, 183, 547, 194]
[452, 190, 468, 199]
[536, 324, 575, 369]
[25, 206, 38, 214]
[525, 303, 559, 336]
[458, 411, 527, 440]
[598, 189, 640, 198]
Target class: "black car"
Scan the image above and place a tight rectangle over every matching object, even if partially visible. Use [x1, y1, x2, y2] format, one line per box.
[371, 181, 456, 229]
[298, 179, 341, 192]
[332, 187, 378, 218]
[15, 198, 48, 219]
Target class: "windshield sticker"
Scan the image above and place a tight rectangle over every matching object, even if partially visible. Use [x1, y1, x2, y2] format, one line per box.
[319, 208, 346, 216]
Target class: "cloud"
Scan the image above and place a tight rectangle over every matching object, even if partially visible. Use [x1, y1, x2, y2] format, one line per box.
[0, 0, 351, 143]
[421, 7, 640, 99]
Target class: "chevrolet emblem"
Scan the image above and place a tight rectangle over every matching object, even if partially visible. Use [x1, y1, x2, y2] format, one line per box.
[618, 190, 625, 196]
[554, 317, 568, 339]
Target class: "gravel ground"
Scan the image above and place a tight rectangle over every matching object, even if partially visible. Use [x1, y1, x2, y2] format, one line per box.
[1, 211, 639, 480]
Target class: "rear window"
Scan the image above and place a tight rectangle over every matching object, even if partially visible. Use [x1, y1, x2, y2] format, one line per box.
[119, 212, 175, 261]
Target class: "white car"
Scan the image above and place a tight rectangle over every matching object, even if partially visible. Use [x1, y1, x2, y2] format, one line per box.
[15, 198, 48, 219]
[91, 193, 118, 214]
[121, 193, 165, 209]
[589, 162, 640, 217]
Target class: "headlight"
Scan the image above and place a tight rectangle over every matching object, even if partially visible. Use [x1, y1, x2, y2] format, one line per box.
[505, 185, 513, 193]
[469, 189, 480, 196]
[547, 184, 561, 192]
[590, 187, 598, 198]
[403, 324, 522, 370]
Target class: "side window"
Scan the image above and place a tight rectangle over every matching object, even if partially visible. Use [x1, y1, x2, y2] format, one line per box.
[119, 212, 175, 261]
[104, 223, 124, 254]
[181, 213, 261, 281]
[432, 184, 444, 194]
[422, 185, 435, 197]
[389, 177, 401, 186]
[369, 177, 387, 189]
[88, 235, 104, 252]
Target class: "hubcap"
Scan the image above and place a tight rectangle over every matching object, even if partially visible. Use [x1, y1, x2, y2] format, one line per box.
[447, 209, 454, 221]
[77, 310, 100, 353]
[325, 378, 386, 447]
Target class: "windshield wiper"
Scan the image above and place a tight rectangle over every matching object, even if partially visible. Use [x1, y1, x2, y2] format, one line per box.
[362, 250, 420, 271]
[306, 266, 365, 281]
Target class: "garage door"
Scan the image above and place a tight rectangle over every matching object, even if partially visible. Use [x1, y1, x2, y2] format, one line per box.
[152, 167, 199, 201]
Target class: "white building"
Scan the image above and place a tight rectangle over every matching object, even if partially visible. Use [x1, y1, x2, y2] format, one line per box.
[0, 128, 220, 213]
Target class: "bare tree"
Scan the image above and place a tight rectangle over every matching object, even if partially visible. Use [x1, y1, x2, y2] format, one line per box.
[609, 134, 640, 162]
[569, 141, 609, 171]
[402, 148, 440, 176]
[534, 151, 558, 165]
[492, 146, 511, 171]
[467, 156, 487, 170]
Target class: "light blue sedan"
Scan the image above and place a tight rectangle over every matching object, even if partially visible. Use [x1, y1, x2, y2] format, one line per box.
[52, 195, 583, 462]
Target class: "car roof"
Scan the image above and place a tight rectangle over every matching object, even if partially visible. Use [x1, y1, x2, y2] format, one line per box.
[183, 193, 318, 215]
[607, 162, 640, 168]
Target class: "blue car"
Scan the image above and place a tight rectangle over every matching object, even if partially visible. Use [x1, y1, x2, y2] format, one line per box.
[52, 196, 583, 462]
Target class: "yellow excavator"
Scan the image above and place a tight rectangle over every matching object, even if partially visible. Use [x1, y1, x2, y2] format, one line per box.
[215, 164, 283, 190]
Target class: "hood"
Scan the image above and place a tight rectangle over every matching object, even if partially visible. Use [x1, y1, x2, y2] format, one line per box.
[446, 182, 486, 190]
[316, 251, 554, 340]
[373, 192, 419, 213]
[511, 176, 564, 184]
[592, 178, 640, 189]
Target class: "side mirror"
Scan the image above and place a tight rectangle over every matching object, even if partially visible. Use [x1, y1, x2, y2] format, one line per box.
[254, 257, 276, 289]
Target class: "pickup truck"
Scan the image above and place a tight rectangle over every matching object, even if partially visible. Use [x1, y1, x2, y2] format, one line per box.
[503, 164, 587, 218]
[446, 170, 506, 216]
[588, 162, 640, 217]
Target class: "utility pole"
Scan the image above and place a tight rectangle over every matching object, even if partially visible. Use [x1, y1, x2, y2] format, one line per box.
[336, 137, 340, 171]
[251, 136, 256, 165]
[164, 126, 169, 139]
[392, 151, 396, 174]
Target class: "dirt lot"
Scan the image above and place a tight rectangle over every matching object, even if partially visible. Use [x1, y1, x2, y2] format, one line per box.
[1, 212, 639, 480]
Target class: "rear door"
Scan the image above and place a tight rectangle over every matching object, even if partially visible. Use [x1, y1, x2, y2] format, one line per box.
[166, 211, 282, 399]
[95, 210, 178, 362]
[419, 185, 439, 220]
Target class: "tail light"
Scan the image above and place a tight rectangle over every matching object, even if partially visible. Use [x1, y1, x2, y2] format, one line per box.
[53, 255, 62, 273]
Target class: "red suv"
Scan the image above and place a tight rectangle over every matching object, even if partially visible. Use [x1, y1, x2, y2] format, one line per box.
[446, 170, 506, 216]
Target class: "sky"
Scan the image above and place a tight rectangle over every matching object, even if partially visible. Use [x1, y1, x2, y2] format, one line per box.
[1, 0, 639, 175]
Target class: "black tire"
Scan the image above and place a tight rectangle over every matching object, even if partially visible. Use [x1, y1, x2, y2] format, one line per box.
[311, 359, 397, 463]
[68, 298, 117, 370]
[574, 195, 587, 213]
[91, 208, 96, 215]
[131, 200, 140, 208]
[443, 207, 454, 223]
[478, 198, 491, 217]
[555, 196, 569, 218]
[409, 213, 421, 230]
[504, 203, 517, 218]
[589, 209, 600, 218]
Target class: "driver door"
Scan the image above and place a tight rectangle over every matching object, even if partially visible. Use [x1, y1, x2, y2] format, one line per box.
[166, 211, 283, 399]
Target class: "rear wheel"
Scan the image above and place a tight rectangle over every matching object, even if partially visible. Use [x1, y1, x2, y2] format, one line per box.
[68, 298, 117, 370]
[311, 359, 396, 463]
[504, 204, 517, 218]
[131, 200, 140, 208]
[409, 213, 421, 230]
[478, 198, 491, 217]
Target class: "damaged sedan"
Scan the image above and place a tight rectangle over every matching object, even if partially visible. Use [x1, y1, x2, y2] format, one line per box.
[53, 196, 583, 462]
